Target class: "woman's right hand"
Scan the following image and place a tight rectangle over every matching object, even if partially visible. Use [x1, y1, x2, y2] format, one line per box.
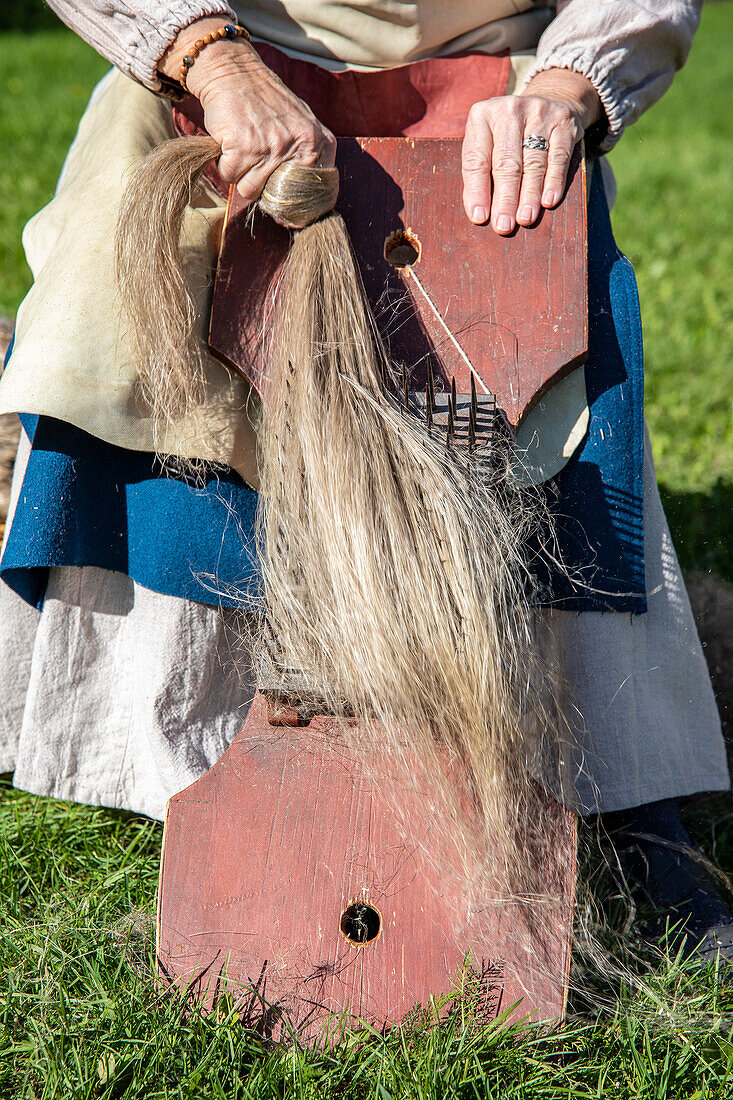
[159, 17, 336, 215]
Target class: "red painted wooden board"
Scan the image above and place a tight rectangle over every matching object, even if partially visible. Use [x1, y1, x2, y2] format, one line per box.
[209, 141, 587, 426]
[158, 693, 576, 1039]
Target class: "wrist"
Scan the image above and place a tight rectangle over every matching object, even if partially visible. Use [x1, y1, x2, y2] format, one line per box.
[158, 14, 258, 94]
[521, 68, 603, 131]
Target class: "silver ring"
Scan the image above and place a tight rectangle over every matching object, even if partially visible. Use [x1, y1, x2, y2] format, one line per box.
[523, 134, 549, 152]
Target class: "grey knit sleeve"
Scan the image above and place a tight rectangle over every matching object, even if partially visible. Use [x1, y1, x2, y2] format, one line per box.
[524, 0, 702, 151]
[45, 0, 237, 90]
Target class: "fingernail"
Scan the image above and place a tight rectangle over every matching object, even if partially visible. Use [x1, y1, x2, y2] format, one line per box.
[496, 214, 512, 233]
[518, 205, 535, 223]
[542, 188, 556, 206]
[471, 205, 488, 224]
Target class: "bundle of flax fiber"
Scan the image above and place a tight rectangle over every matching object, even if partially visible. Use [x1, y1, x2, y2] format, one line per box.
[115, 135, 567, 911]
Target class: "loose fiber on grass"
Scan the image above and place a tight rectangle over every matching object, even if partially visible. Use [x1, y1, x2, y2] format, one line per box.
[115, 135, 571, 917]
[568, 822, 733, 1034]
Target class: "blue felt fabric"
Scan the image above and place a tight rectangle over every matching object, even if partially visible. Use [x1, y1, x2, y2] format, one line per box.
[1, 408, 260, 610]
[0, 162, 645, 613]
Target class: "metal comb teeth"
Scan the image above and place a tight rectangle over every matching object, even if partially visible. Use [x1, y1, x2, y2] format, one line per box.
[408, 376, 498, 452]
[469, 374, 477, 448]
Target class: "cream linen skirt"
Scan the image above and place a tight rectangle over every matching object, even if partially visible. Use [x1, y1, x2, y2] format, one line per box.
[0, 424, 727, 821]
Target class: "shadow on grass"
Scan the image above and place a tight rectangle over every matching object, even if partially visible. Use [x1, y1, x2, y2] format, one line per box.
[1, 0, 60, 33]
[661, 479, 733, 583]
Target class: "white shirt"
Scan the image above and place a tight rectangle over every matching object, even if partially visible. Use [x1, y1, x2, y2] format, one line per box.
[46, 0, 703, 150]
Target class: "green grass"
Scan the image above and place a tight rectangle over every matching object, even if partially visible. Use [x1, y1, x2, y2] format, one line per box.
[0, 30, 108, 318]
[608, 1, 733, 578]
[3, 780, 733, 1099]
[1, 5, 733, 1097]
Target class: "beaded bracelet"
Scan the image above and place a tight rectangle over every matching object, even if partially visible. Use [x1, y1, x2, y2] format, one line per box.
[179, 23, 252, 91]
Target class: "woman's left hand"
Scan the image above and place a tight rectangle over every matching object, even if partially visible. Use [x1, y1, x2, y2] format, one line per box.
[462, 68, 603, 234]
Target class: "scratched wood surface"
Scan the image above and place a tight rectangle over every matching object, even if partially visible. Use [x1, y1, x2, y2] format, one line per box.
[158, 693, 576, 1038]
[209, 141, 587, 426]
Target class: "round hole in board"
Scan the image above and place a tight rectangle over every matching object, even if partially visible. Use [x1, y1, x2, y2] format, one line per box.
[384, 228, 421, 269]
[339, 902, 382, 945]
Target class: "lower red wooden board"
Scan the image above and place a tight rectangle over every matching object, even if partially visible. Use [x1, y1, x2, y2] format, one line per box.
[158, 693, 576, 1039]
[209, 140, 587, 426]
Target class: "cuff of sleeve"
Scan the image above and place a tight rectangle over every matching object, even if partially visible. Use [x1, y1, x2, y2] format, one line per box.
[128, 1, 237, 91]
[522, 54, 628, 154]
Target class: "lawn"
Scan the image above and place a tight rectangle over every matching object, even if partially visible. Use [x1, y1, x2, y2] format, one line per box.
[0, 4, 732, 1098]
[3, 786, 733, 1099]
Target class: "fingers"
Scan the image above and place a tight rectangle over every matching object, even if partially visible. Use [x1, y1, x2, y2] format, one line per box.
[220, 154, 271, 204]
[217, 124, 336, 207]
[515, 137, 548, 228]
[540, 122, 578, 208]
[462, 95, 583, 234]
[488, 110, 524, 235]
[462, 105, 493, 225]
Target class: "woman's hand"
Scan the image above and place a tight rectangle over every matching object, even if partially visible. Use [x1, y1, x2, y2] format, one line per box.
[461, 68, 603, 234]
[160, 17, 336, 214]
